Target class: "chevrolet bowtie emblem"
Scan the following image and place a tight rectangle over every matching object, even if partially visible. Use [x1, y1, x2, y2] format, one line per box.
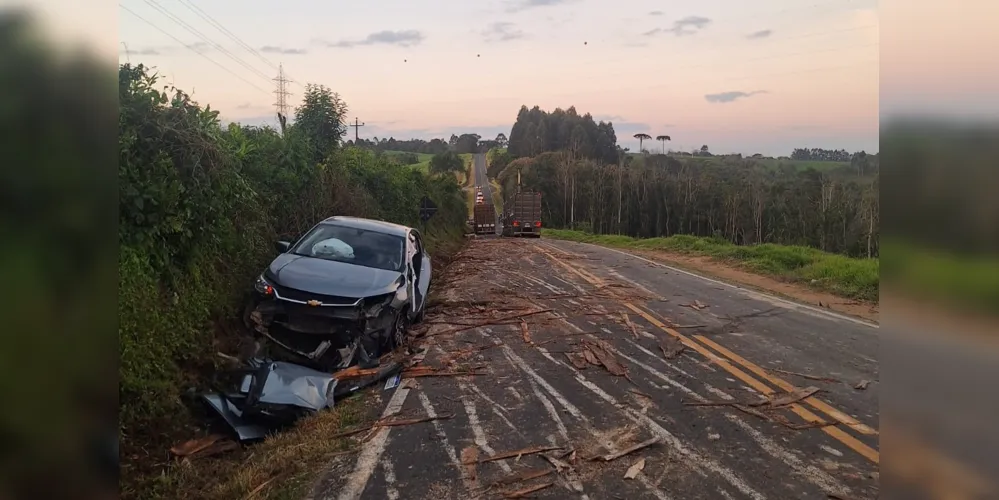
[307, 299, 321, 306]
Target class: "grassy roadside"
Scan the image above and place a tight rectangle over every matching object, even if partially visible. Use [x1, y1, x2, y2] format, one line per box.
[489, 178, 503, 213]
[543, 229, 879, 302]
[882, 240, 999, 317]
[137, 399, 365, 500]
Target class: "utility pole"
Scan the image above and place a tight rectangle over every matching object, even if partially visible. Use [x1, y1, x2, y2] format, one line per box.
[273, 63, 292, 118]
[350, 117, 365, 143]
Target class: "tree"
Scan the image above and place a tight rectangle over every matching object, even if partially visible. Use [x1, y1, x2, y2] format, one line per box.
[453, 133, 481, 154]
[429, 151, 464, 175]
[506, 105, 619, 164]
[294, 84, 348, 164]
[634, 133, 652, 153]
[699, 144, 710, 156]
[495, 132, 508, 148]
[656, 135, 671, 155]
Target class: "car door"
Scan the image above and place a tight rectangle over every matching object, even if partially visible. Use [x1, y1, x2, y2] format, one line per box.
[411, 230, 432, 312]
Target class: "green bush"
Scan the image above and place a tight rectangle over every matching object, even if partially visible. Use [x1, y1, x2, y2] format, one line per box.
[118, 64, 467, 492]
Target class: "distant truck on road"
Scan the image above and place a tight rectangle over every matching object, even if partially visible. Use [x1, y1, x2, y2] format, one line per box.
[473, 203, 496, 235]
[502, 191, 542, 238]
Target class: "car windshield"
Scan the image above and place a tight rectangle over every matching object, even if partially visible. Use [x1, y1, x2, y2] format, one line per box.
[291, 223, 405, 272]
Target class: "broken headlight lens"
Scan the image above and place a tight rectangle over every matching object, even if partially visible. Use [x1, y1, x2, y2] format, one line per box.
[254, 274, 274, 295]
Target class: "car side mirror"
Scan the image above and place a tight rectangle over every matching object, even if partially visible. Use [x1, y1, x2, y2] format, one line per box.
[275, 241, 291, 253]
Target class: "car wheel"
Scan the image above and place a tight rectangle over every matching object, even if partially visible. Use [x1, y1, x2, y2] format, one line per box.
[388, 312, 408, 351]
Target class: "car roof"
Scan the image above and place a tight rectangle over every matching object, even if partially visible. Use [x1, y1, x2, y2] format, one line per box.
[320, 216, 411, 237]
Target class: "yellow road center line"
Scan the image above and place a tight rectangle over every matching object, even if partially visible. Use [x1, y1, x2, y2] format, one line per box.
[624, 302, 880, 465]
[692, 335, 879, 437]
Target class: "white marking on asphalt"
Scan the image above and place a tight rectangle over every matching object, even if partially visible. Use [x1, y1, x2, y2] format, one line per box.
[467, 382, 510, 413]
[638, 475, 675, 500]
[487, 333, 584, 420]
[482, 331, 697, 500]
[519, 360, 571, 439]
[727, 416, 850, 496]
[553, 240, 879, 329]
[458, 379, 512, 474]
[820, 445, 845, 457]
[533, 346, 766, 500]
[706, 385, 735, 401]
[544, 434, 590, 499]
[585, 335, 852, 496]
[717, 489, 737, 500]
[622, 337, 698, 379]
[465, 381, 519, 434]
[380, 458, 399, 500]
[416, 391, 476, 494]
[334, 378, 413, 500]
[506, 386, 524, 402]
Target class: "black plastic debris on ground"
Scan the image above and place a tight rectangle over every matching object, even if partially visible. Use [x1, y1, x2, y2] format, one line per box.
[202, 358, 402, 442]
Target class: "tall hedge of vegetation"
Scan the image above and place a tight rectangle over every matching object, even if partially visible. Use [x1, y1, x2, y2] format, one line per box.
[118, 64, 467, 473]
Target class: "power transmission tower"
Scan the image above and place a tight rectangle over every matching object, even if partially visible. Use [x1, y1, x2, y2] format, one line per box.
[273, 63, 293, 118]
[350, 117, 365, 143]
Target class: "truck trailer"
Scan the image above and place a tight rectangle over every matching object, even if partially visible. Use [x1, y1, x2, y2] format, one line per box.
[473, 203, 497, 235]
[502, 191, 542, 238]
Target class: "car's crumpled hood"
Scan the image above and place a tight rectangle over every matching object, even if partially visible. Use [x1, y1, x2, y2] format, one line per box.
[265, 253, 403, 298]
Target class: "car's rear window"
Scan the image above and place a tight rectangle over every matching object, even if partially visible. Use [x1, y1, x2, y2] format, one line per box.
[291, 224, 405, 272]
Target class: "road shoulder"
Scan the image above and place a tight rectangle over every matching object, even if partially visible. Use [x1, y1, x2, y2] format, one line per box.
[558, 242, 879, 324]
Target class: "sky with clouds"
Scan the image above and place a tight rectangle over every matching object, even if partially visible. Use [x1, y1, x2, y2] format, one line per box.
[39, 0, 993, 156]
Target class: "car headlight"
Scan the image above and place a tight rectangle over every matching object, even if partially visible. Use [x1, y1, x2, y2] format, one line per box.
[254, 274, 274, 295]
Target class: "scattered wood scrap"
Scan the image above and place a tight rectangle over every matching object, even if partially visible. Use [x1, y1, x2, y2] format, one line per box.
[621, 312, 640, 338]
[590, 437, 659, 462]
[479, 445, 563, 464]
[402, 366, 486, 378]
[659, 337, 686, 359]
[681, 300, 709, 311]
[769, 368, 841, 383]
[757, 386, 820, 408]
[423, 308, 553, 338]
[520, 319, 533, 345]
[331, 413, 455, 439]
[461, 446, 479, 482]
[492, 468, 554, 487]
[624, 458, 646, 479]
[170, 434, 227, 457]
[503, 482, 554, 498]
[580, 339, 630, 379]
[628, 388, 653, 399]
[565, 352, 589, 370]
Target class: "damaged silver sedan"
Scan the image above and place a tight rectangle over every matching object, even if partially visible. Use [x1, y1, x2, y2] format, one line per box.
[247, 216, 431, 370]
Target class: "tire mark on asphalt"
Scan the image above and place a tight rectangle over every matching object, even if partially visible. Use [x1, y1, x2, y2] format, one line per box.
[481, 329, 723, 500]
[457, 377, 512, 474]
[416, 390, 476, 495]
[530, 345, 767, 500]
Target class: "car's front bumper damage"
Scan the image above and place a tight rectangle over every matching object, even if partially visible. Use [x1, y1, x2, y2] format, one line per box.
[248, 284, 403, 370]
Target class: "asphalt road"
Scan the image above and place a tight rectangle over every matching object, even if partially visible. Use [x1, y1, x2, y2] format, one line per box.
[471, 153, 500, 235]
[312, 238, 883, 500]
[472, 153, 490, 199]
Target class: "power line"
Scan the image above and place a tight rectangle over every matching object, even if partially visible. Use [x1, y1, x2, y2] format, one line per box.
[139, 0, 274, 83]
[172, 0, 306, 90]
[174, 0, 278, 71]
[119, 4, 271, 95]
